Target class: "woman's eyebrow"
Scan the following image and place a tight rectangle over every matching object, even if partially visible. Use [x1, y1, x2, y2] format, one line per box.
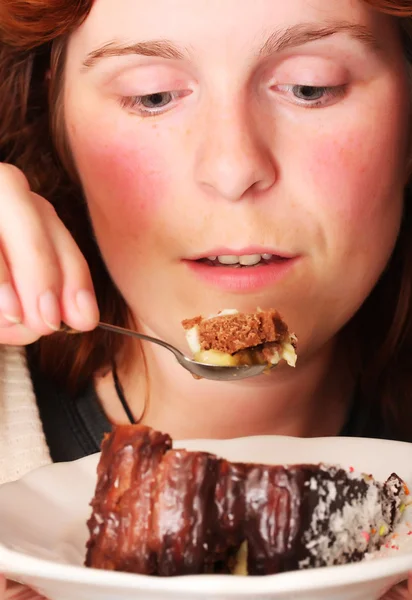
[81, 21, 381, 70]
[259, 21, 382, 57]
[82, 40, 187, 69]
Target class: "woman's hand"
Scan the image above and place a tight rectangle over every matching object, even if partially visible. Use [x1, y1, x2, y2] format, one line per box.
[0, 164, 99, 345]
[1, 577, 47, 599]
[381, 577, 412, 599]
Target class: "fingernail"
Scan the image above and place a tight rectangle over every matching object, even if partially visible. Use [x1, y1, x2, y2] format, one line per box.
[38, 290, 60, 331]
[76, 289, 99, 324]
[3, 314, 20, 324]
[0, 315, 14, 328]
[0, 282, 22, 324]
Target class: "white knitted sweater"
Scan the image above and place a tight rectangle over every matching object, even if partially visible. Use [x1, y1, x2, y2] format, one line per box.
[0, 345, 51, 485]
[0, 347, 52, 599]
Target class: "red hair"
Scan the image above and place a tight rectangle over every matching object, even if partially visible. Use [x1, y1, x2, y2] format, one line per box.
[0, 0, 412, 438]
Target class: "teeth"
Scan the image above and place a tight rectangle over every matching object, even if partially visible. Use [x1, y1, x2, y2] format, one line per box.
[201, 252, 275, 266]
[217, 255, 240, 265]
[213, 253, 272, 266]
[239, 254, 262, 266]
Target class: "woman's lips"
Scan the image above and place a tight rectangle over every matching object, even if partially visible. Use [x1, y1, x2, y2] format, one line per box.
[184, 256, 299, 292]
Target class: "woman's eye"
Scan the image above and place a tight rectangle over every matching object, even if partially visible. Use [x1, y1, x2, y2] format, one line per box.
[274, 84, 346, 108]
[140, 92, 173, 109]
[120, 90, 183, 115]
[292, 85, 327, 101]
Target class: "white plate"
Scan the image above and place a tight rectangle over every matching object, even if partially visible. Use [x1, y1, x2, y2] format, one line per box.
[1, 435, 412, 600]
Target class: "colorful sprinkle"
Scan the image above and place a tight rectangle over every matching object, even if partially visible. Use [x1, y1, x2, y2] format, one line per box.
[371, 528, 377, 535]
[361, 531, 370, 543]
[349, 466, 354, 473]
[379, 525, 388, 536]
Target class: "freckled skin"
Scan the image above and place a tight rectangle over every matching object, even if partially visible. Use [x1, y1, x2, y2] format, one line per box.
[64, 0, 409, 361]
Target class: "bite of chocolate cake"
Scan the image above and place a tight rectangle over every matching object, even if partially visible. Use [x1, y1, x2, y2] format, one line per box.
[85, 425, 407, 577]
[182, 308, 297, 368]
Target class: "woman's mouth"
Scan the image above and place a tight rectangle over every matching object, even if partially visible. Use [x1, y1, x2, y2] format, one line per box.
[184, 249, 299, 292]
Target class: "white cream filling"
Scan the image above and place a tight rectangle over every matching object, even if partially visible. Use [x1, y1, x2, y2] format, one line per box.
[185, 325, 202, 354]
[278, 341, 297, 367]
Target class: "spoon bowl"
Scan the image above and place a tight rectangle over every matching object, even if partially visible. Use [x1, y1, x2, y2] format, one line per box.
[179, 354, 269, 380]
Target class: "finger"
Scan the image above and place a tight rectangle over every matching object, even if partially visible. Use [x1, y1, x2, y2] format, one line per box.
[0, 246, 27, 341]
[8, 589, 47, 600]
[0, 246, 48, 346]
[4, 582, 47, 600]
[0, 323, 39, 347]
[45, 214, 99, 331]
[0, 187, 63, 336]
[381, 581, 411, 599]
[0, 248, 22, 327]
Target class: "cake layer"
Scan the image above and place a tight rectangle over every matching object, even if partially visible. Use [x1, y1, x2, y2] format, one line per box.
[182, 309, 290, 355]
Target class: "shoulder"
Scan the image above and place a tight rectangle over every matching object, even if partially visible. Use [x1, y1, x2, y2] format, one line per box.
[0, 345, 51, 485]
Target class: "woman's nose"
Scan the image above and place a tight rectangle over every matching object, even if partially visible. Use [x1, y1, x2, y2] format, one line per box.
[194, 99, 277, 202]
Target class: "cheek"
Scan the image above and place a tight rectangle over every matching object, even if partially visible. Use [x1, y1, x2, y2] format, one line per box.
[304, 129, 404, 233]
[68, 121, 170, 231]
[300, 127, 404, 316]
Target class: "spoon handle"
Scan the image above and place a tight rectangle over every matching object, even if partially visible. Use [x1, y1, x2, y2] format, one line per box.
[60, 322, 185, 359]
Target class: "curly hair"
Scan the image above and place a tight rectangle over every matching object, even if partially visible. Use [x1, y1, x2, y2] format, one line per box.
[0, 0, 412, 438]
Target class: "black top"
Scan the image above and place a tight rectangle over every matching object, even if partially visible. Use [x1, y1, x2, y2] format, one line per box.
[26, 350, 390, 463]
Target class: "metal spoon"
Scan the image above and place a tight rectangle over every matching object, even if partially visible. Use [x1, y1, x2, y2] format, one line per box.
[61, 321, 269, 381]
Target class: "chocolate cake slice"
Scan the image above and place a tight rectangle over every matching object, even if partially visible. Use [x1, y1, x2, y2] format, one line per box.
[85, 425, 406, 577]
[182, 308, 297, 368]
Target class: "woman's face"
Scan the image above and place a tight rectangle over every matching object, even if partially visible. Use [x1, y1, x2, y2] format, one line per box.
[64, 0, 410, 359]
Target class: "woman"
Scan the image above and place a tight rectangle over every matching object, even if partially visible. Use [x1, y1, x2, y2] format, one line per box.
[0, 0, 412, 598]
